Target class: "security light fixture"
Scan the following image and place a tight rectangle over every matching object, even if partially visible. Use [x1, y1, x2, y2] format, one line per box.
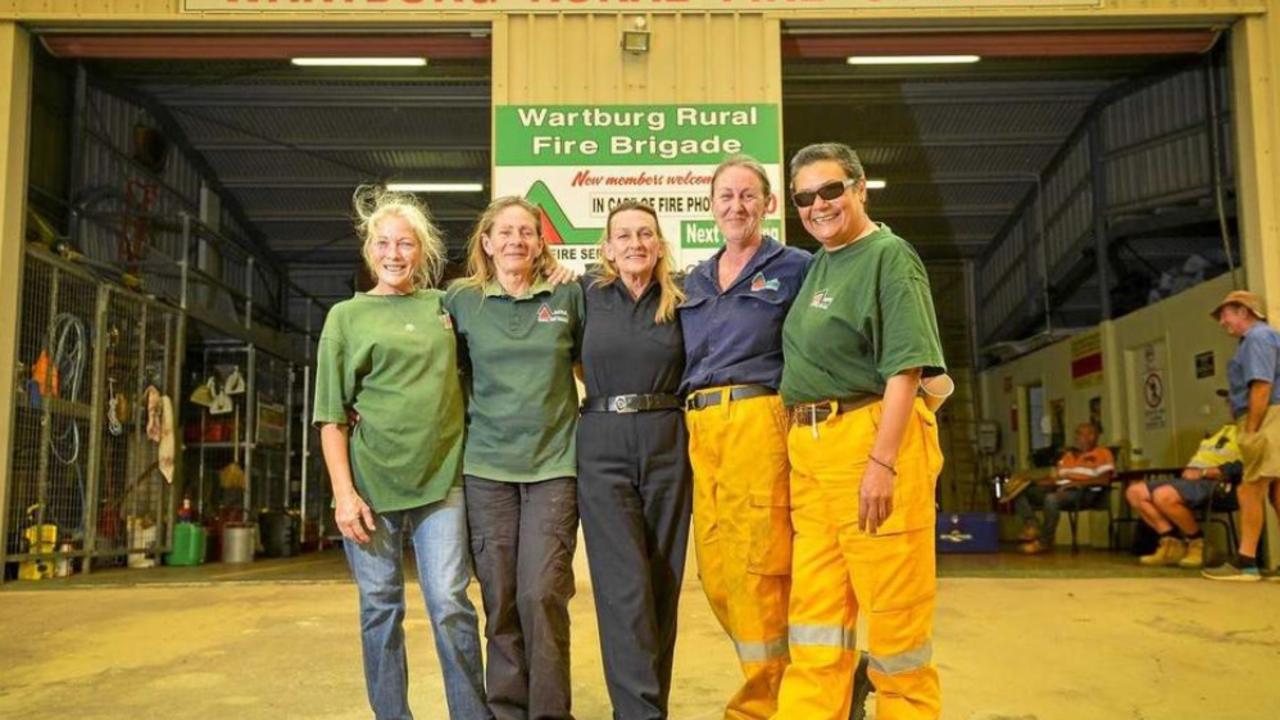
[622, 16, 651, 54]
[291, 57, 427, 67]
[386, 183, 484, 193]
[866, 179, 887, 189]
[846, 55, 980, 65]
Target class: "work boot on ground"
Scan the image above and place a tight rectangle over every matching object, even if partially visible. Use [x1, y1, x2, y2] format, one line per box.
[1178, 538, 1205, 568]
[1140, 537, 1186, 566]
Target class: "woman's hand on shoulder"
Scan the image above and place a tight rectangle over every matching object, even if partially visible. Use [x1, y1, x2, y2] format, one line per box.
[544, 258, 580, 286]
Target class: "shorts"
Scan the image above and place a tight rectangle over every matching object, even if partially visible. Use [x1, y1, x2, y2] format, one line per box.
[1238, 405, 1280, 482]
[1147, 477, 1215, 508]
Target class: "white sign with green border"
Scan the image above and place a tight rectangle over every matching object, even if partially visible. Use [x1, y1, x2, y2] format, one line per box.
[493, 103, 783, 273]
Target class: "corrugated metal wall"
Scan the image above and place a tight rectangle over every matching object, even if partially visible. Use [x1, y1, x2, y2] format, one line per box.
[76, 80, 285, 325]
[929, 262, 981, 511]
[2, 0, 1264, 22]
[976, 61, 1234, 344]
[495, 13, 782, 105]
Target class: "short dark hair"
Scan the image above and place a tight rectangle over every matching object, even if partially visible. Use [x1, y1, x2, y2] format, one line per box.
[789, 142, 866, 186]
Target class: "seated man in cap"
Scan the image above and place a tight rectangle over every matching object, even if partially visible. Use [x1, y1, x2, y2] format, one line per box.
[1125, 407, 1242, 568]
[1203, 290, 1280, 581]
[1008, 421, 1115, 554]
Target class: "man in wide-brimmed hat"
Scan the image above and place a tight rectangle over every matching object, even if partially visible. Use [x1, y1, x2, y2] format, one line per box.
[1202, 290, 1280, 581]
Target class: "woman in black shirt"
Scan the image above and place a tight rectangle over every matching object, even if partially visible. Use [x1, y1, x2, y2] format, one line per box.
[577, 201, 691, 720]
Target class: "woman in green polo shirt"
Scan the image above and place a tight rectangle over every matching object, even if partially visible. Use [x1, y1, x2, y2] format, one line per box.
[314, 188, 487, 720]
[445, 196, 585, 720]
[774, 143, 947, 720]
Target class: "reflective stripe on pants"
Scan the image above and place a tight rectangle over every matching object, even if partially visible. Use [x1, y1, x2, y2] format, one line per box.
[687, 387, 792, 720]
[775, 398, 943, 720]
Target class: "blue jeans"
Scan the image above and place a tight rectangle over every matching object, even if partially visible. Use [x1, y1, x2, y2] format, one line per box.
[1014, 485, 1099, 541]
[344, 486, 490, 720]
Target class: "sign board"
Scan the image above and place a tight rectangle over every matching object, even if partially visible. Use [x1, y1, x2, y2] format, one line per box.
[494, 103, 782, 272]
[1194, 350, 1215, 379]
[183, 0, 1102, 13]
[1070, 332, 1103, 388]
[1140, 342, 1166, 430]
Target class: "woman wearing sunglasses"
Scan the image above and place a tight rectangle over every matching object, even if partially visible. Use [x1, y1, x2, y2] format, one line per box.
[774, 143, 947, 720]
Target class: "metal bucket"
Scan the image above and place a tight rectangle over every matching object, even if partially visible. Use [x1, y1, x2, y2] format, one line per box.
[221, 523, 256, 564]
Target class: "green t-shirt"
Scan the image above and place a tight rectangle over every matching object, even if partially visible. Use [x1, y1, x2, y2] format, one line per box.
[312, 290, 465, 512]
[445, 278, 585, 483]
[781, 224, 946, 405]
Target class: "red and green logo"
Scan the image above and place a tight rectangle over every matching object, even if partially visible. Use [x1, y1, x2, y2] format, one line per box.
[525, 181, 600, 246]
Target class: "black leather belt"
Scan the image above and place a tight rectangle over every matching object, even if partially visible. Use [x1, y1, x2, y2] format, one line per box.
[788, 396, 879, 426]
[685, 384, 777, 411]
[582, 393, 683, 414]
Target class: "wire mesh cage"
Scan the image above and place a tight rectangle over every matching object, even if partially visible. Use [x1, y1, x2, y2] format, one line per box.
[6, 251, 97, 573]
[92, 287, 182, 565]
[5, 248, 182, 578]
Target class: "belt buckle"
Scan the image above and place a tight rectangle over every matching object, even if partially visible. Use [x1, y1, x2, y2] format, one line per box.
[613, 395, 639, 414]
[685, 392, 706, 412]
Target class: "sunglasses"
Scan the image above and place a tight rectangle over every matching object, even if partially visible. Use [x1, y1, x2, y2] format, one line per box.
[792, 178, 858, 208]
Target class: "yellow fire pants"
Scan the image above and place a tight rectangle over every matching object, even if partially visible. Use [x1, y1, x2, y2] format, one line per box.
[687, 387, 792, 720]
[775, 398, 943, 720]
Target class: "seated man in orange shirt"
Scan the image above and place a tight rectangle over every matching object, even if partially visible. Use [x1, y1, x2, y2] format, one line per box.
[1011, 422, 1115, 554]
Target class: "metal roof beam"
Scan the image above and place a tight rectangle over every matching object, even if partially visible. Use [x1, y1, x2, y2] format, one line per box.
[876, 205, 1015, 217]
[147, 85, 491, 108]
[193, 141, 489, 152]
[220, 177, 485, 189]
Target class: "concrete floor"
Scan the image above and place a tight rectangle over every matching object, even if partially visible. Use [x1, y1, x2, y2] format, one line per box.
[2, 550, 1279, 720]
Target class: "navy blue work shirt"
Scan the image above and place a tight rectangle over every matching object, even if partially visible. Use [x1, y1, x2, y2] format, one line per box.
[678, 237, 812, 394]
[1228, 321, 1280, 417]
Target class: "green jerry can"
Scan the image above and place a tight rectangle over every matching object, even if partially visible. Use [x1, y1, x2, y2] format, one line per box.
[166, 522, 207, 566]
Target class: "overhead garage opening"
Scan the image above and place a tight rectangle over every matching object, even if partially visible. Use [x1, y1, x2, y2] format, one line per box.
[15, 29, 491, 563]
[781, 27, 1238, 508]
[39, 30, 493, 307]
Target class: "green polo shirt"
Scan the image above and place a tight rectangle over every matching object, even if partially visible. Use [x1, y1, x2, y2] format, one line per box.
[445, 278, 585, 483]
[312, 290, 465, 512]
[781, 224, 946, 405]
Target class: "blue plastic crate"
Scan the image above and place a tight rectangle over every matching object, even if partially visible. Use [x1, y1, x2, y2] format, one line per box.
[936, 512, 999, 554]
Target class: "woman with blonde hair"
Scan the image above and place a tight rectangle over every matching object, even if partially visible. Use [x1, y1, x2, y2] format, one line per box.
[577, 201, 690, 719]
[445, 195, 585, 720]
[314, 186, 488, 719]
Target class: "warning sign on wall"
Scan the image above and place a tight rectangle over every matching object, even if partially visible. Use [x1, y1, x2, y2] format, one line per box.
[493, 104, 783, 273]
[1140, 342, 1167, 430]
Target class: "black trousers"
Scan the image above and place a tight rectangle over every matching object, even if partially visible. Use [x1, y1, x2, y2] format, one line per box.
[577, 411, 692, 720]
[465, 476, 578, 720]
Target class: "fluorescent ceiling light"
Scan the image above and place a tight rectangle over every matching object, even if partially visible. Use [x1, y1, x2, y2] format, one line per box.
[386, 182, 484, 193]
[866, 179, 887, 190]
[846, 55, 980, 65]
[291, 57, 427, 67]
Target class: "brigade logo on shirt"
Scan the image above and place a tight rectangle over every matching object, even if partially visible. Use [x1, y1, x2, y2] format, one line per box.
[750, 272, 781, 293]
[537, 303, 570, 323]
[811, 289, 834, 310]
